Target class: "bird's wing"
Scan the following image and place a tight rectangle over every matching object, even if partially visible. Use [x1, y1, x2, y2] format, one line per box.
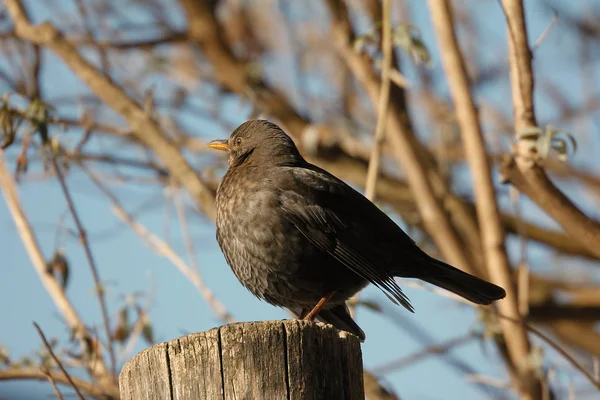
[278, 166, 413, 311]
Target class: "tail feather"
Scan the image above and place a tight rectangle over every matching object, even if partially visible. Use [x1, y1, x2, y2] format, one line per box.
[417, 256, 506, 305]
[317, 304, 366, 342]
[290, 304, 366, 342]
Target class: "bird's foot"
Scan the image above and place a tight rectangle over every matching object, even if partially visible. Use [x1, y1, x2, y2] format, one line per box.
[302, 292, 336, 321]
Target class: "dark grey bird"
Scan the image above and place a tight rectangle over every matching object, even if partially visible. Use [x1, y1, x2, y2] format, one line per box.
[209, 120, 505, 341]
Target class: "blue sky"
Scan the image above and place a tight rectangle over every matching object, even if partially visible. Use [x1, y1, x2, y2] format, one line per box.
[1, 1, 599, 399]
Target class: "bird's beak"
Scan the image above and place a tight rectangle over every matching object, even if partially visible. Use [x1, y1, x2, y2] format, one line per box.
[208, 139, 229, 151]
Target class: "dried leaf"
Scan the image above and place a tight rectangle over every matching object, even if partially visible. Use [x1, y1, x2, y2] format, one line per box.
[47, 250, 69, 290]
[515, 125, 577, 162]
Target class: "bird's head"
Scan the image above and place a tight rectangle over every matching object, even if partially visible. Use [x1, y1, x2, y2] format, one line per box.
[208, 120, 304, 168]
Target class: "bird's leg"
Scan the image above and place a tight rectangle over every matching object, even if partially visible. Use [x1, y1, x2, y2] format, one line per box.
[303, 291, 336, 321]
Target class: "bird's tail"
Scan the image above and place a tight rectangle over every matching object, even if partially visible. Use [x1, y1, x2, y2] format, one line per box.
[416, 256, 506, 305]
[290, 304, 366, 342]
[317, 304, 366, 342]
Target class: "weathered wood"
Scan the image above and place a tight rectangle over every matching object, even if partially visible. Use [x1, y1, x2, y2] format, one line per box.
[119, 320, 364, 400]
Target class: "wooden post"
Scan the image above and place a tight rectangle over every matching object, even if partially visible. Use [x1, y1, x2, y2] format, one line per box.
[119, 320, 364, 399]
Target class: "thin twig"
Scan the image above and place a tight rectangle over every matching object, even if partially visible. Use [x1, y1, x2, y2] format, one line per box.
[49, 156, 116, 379]
[120, 307, 149, 363]
[406, 281, 600, 391]
[364, 0, 393, 200]
[81, 165, 235, 323]
[42, 368, 65, 400]
[466, 374, 511, 389]
[371, 332, 477, 375]
[0, 151, 109, 379]
[5, 0, 216, 218]
[327, 0, 478, 278]
[353, 0, 393, 321]
[74, 0, 111, 76]
[0, 368, 119, 399]
[172, 184, 202, 277]
[497, 1, 600, 262]
[119, 279, 156, 362]
[489, 311, 600, 392]
[533, 9, 558, 50]
[114, 206, 235, 323]
[33, 322, 85, 400]
[377, 295, 501, 398]
[500, 158, 600, 259]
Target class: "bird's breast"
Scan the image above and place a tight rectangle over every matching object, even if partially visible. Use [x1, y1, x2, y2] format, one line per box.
[214, 167, 366, 307]
[216, 171, 298, 294]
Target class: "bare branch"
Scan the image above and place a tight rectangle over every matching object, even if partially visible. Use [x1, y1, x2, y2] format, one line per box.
[427, 1, 539, 397]
[326, 0, 476, 275]
[500, 158, 600, 259]
[363, 371, 400, 400]
[372, 332, 476, 375]
[82, 165, 235, 324]
[0, 368, 119, 399]
[500, 0, 537, 131]
[33, 322, 85, 400]
[364, 0, 392, 201]
[408, 280, 600, 392]
[42, 369, 65, 400]
[497, 0, 600, 260]
[490, 311, 600, 392]
[0, 151, 109, 379]
[5, 0, 217, 219]
[49, 154, 116, 378]
[179, 0, 307, 134]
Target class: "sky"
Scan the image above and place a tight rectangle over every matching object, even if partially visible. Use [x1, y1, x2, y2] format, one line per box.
[1, 0, 599, 399]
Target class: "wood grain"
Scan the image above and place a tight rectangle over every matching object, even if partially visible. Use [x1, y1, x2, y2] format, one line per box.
[119, 320, 364, 399]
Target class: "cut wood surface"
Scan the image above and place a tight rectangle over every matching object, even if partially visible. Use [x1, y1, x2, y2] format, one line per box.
[119, 320, 364, 400]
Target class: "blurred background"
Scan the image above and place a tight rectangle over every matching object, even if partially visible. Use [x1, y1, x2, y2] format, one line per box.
[1, 0, 599, 399]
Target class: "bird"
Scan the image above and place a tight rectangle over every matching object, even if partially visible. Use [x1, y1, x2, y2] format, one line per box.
[209, 120, 506, 341]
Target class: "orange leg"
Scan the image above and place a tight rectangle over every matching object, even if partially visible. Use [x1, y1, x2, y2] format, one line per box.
[302, 291, 336, 321]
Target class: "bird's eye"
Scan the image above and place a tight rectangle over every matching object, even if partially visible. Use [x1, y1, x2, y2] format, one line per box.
[235, 137, 242, 146]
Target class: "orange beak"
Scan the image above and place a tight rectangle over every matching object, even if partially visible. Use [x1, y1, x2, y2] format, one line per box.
[208, 139, 229, 151]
